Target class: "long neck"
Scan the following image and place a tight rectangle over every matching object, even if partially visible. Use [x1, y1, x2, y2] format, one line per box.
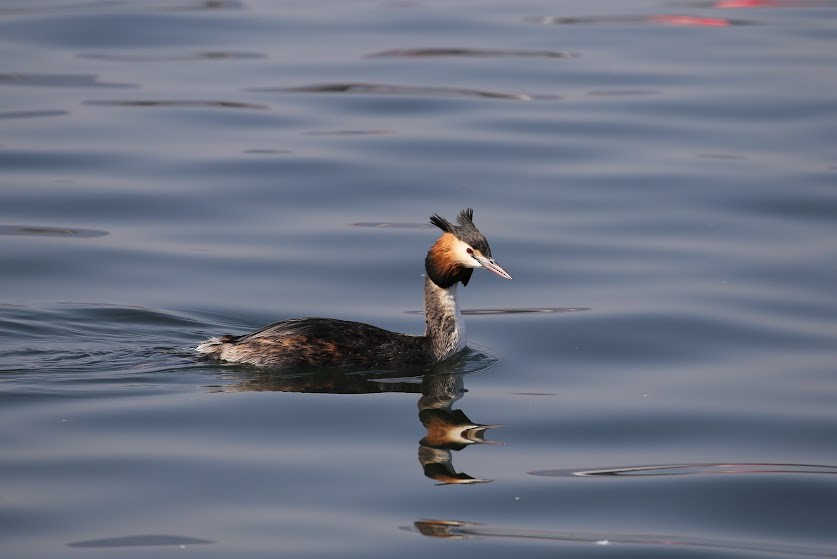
[423, 275, 466, 361]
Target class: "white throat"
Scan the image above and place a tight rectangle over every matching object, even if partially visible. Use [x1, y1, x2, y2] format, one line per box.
[424, 276, 467, 359]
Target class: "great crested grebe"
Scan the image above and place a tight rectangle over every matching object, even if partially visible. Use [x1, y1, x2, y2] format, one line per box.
[196, 209, 511, 369]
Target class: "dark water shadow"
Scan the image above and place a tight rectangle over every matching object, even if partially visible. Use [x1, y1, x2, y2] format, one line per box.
[0, 110, 69, 119]
[465, 307, 589, 315]
[0, 0, 243, 15]
[350, 221, 434, 229]
[213, 348, 502, 484]
[303, 129, 395, 136]
[78, 51, 265, 62]
[698, 152, 748, 160]
[528, 14, 752, 26]
[0, 73, 136, 88]
[67, 535, 213, 548]
[212, 346, 498, 393]
[366, 48, 578, 59]
[404, 519, 834, 558]
[586, 89, 659, 97]
[85, 99, 269, 110]
[243, 148, 294, 155]
[159, 0, 244, 11]
[530, 462, 837, 477]
[0, 224, 108, 238]
[251, 83, 560, 102]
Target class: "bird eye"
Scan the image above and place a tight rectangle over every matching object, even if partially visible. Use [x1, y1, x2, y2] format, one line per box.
[466, 247, 474, 255]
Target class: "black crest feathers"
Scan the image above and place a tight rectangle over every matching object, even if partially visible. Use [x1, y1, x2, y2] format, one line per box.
[429, 208, 475, 233]
[456, 208, 474, 225]
[429, 214, 454, 233]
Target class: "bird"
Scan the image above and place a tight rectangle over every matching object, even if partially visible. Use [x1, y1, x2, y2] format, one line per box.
[196, 209, 511, 369]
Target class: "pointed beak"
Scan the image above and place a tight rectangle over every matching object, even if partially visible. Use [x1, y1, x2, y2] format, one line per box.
[474, 255, 512, 280]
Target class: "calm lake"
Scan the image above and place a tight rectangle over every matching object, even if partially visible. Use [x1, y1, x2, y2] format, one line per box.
[1, 0, 836, 557]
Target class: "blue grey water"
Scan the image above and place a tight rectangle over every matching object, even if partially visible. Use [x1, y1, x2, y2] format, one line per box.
[1, 0, 836, 557]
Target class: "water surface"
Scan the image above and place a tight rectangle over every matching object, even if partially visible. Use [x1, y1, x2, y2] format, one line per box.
[1, 1, 836, 557]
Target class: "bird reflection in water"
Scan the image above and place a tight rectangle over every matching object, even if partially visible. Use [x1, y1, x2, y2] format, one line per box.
[216, 350, 501, 484]
[417, 371, 501, 484]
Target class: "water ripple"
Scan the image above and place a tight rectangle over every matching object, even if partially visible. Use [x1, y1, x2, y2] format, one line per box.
[685, 1, 837, 7]
[406, 307, 590, 316]
[586, 89, 659, 97]
[67, 535, 213, 548]
[84, 99, 269, 110]
[0, 73, 135, 88]
[0, 110, 69, 119]
[78, 51, 265, 62]
[365, 48, 578, 59]
[350, 222, 433, 229]
[0, 0, 244, 15]
[0, 303, 204, 377]
[530, 463, 837, 478]
[528, 14, 751, 26]
[406, 519, 835, 558]
[0, 224, 108, 238]
[303, 129, 395, 136]
[252, 83, 559, 101]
